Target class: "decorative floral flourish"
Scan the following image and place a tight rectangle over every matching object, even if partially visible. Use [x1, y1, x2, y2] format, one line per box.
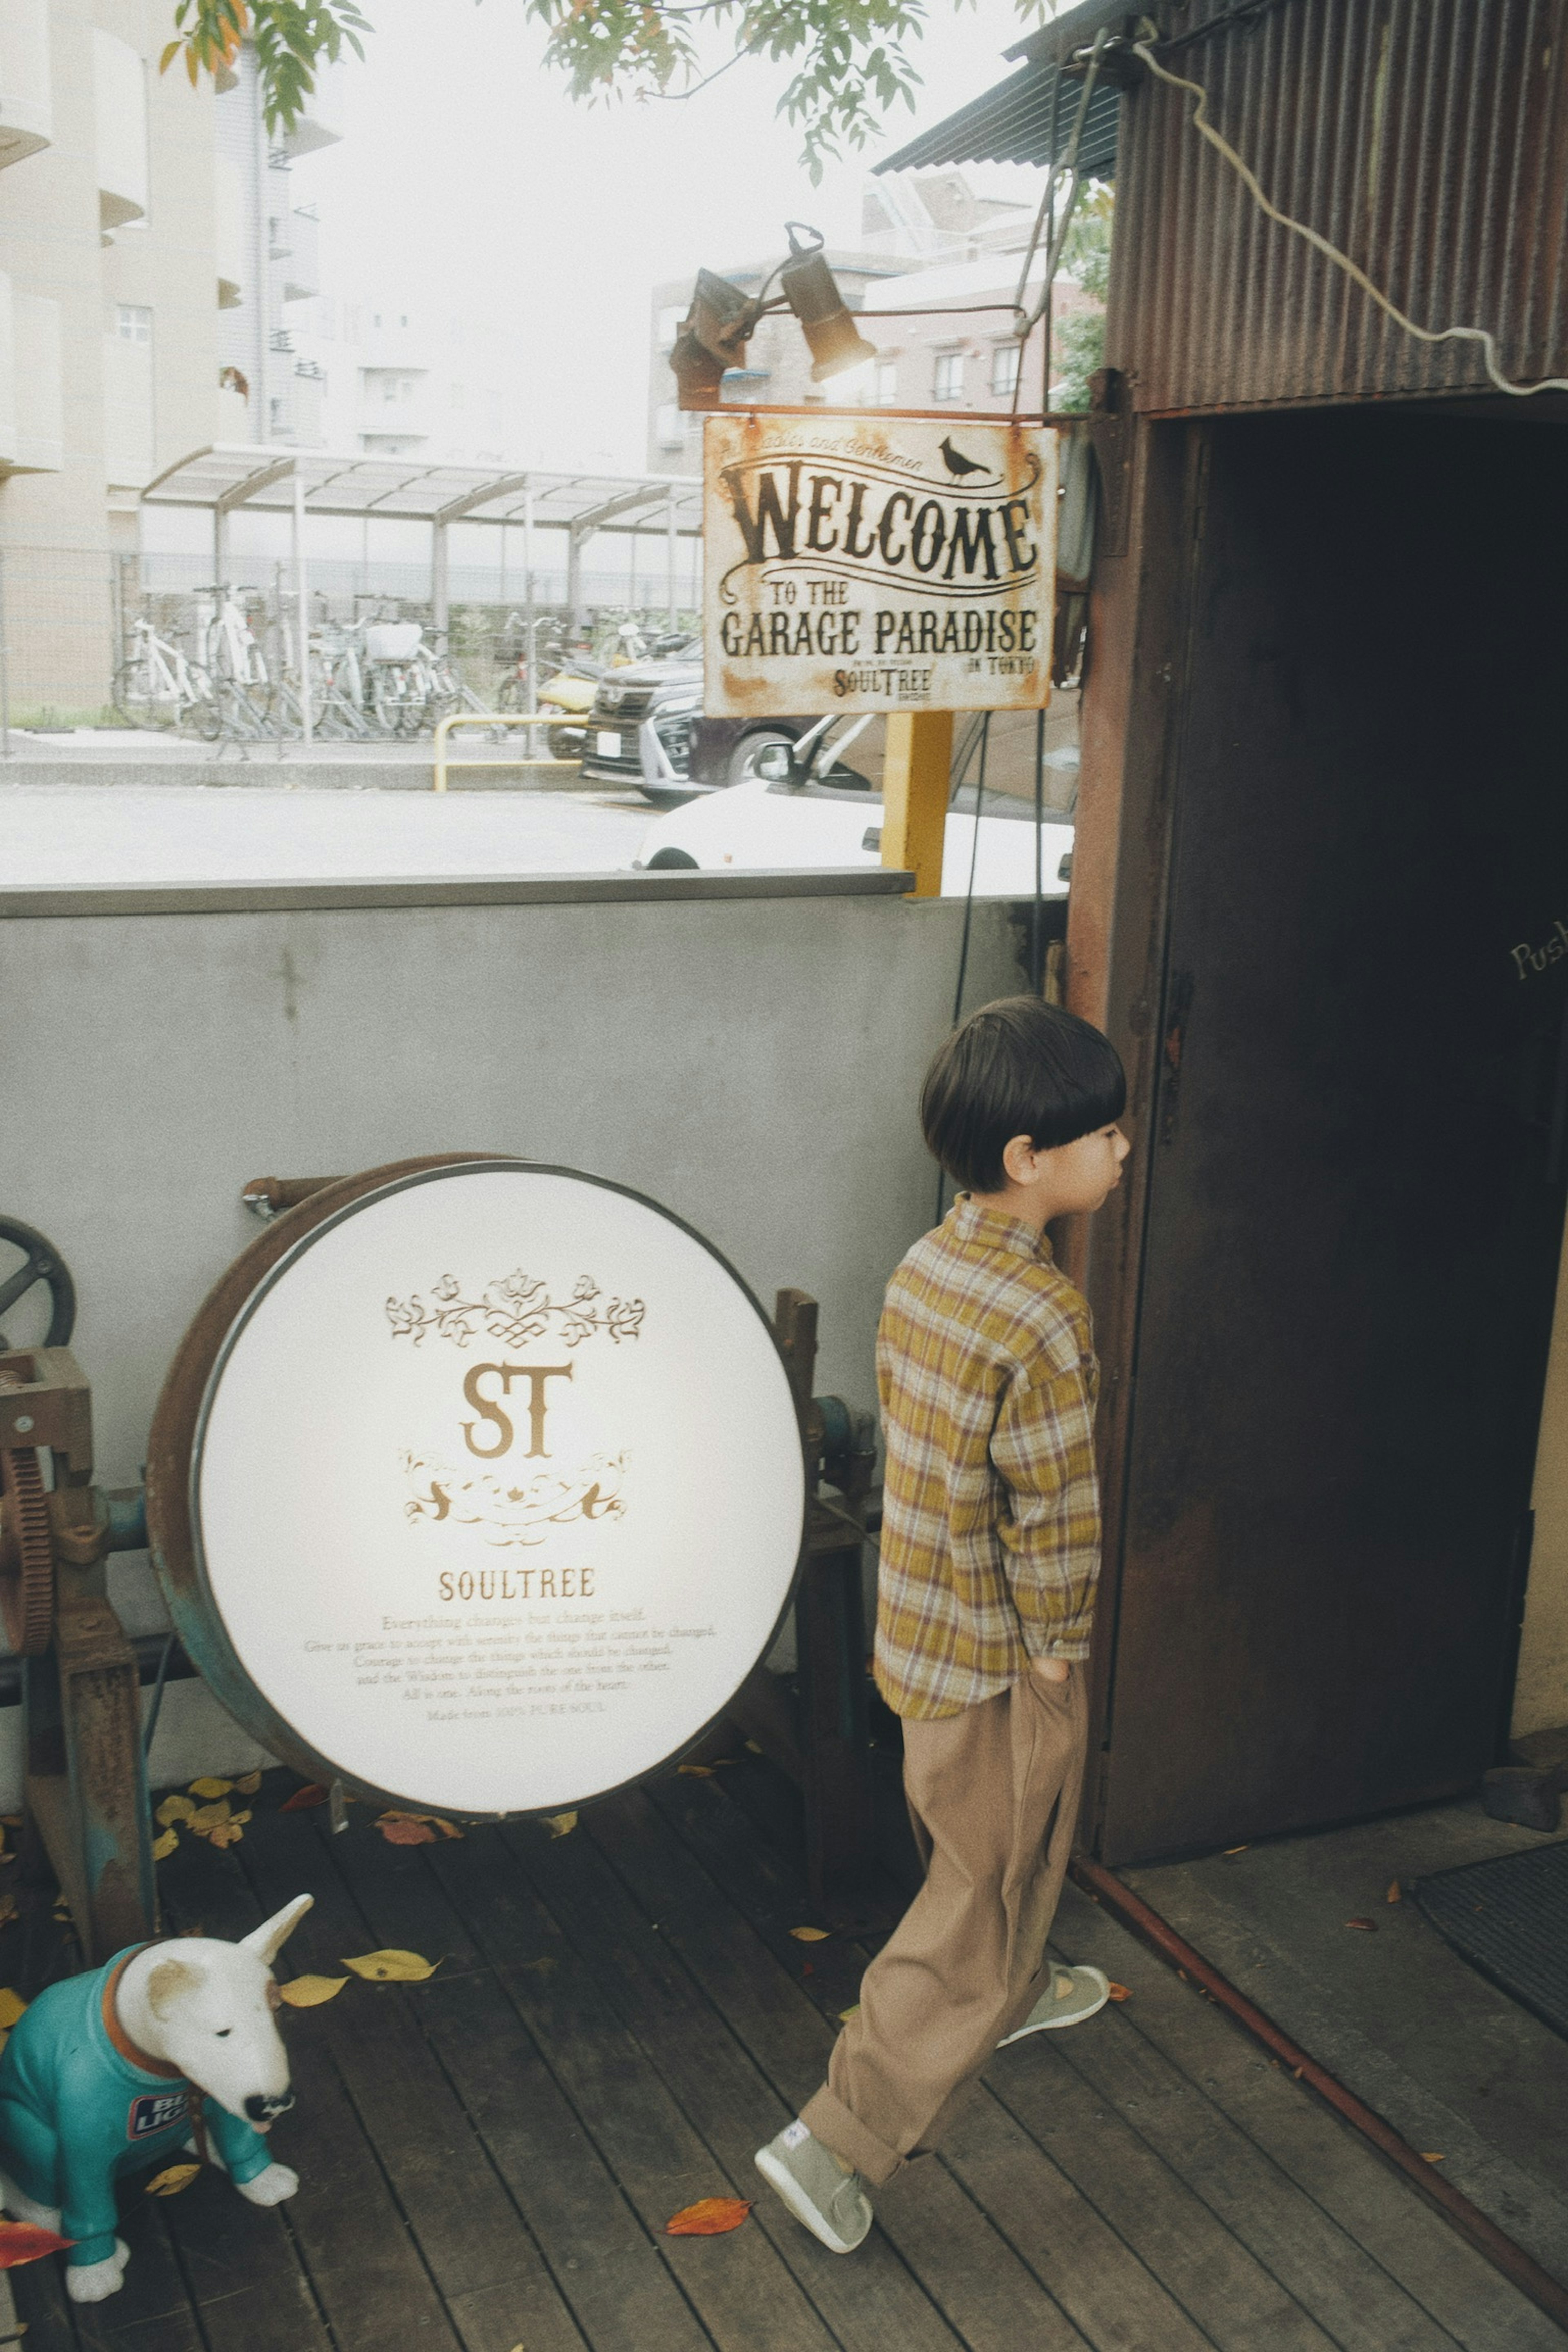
[401, 1449, 628, 1549]
[386, 1270, 644, 1352]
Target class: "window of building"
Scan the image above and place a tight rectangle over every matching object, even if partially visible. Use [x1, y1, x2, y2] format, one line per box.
[989, 343, 1021, 397]
[116, 304, 151, 345]
[875, 359, 898, 404]
[383, 377, 397, 402]
[933, 350, 965, 401]
[655, 402, 687, 449]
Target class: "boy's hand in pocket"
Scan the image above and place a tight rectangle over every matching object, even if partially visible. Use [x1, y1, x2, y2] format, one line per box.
[1030, 1656, 1070, 1686]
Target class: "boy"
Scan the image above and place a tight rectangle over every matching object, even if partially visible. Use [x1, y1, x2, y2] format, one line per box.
[755, 994, 1130, 2254]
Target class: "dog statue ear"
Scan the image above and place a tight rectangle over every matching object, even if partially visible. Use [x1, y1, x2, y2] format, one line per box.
[239, 1893, 315, 1968]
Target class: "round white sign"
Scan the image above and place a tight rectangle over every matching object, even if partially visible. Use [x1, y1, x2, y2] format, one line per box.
[190, 1163, 805, 1813]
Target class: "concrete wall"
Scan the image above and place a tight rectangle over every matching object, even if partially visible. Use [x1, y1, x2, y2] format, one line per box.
[0, 871, 1024, 1790]
[1519, 1215, 1568, 1742]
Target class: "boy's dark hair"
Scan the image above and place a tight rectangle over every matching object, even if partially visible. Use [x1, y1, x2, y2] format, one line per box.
[920, 996, 1126, 1194]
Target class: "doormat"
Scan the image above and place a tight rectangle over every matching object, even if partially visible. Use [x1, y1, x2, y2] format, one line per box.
[1415, 1840, 1568, 2042]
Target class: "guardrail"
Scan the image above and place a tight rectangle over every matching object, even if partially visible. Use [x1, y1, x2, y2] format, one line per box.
[432, 710, 583, 794]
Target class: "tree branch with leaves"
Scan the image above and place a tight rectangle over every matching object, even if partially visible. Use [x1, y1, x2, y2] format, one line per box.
[163, 0, 1061, 179]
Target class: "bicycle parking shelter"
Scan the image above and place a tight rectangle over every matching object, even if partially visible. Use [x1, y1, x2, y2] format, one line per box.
[139, 447, 706, 735]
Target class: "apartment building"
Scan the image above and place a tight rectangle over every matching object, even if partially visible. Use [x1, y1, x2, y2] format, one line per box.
[0, 0, 228, 716]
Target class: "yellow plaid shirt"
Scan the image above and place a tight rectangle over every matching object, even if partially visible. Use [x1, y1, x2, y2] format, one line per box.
[874, 1195, 1101, 1719]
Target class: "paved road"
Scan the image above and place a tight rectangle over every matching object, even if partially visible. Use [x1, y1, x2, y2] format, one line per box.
[0, 782, 653, 886]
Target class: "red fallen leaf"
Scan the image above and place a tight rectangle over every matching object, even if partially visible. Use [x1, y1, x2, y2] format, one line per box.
[1107, 1982, 1131, 2003]
[1345, 1918, 1377, 1933]
[666, 2198, 753, 2236]
[379, 1817, 437, 1846]
[0, 2221, 74, 2265]
[282, 1784, 330, 1811]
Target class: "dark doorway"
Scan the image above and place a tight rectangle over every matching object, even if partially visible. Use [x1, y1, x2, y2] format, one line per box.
[1100, 410, 1568, 1864]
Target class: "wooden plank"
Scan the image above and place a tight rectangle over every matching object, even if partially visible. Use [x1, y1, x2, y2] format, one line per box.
[599, 1784, 1111, 2352]
[292, 1801, 710, 2352]
[417, 1965, 715, 2352]
[239, 1792, 586, 2352]
[9, 2249, 84, 2352]
[984, 2032, 1337, 2350]
[1043, 1925, 1467, 2352]
[428, 1822, 839, 2352]
[161, 1799, 461, 2352]
[503, 1795, 967, 2352]
[1056, 1880, 1568, 2352]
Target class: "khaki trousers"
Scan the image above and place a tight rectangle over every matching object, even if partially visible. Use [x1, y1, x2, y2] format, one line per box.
[801, 1664, 1087, 2187]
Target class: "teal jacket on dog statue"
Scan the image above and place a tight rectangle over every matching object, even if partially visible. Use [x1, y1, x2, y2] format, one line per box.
[0, 1897, 312, 2304]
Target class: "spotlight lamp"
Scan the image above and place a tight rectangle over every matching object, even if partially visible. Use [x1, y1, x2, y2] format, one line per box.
[779, 223, 877, 383]
[671, 267, 761, 410]
[669, 226, 878, 410]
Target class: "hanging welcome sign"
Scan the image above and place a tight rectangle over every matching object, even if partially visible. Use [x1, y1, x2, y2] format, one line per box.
[148, 1160, 805, 1818]
[703, 413, 1056, 715]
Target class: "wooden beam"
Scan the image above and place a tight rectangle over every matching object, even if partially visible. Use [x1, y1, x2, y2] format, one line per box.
[882, 711, 953, 898]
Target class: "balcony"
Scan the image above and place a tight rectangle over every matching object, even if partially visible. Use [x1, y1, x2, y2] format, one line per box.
[280, 207, 320, 304]
[0, 0, 51, 168]
[92, 29, 147, 232]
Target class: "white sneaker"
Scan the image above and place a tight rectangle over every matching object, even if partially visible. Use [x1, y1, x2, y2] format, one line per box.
[755, 2120, 873, 2254]
[998, 1962, 1111, 2046]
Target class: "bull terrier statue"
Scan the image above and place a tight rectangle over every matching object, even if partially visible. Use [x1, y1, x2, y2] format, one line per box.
[0, 1894, 313, 2301]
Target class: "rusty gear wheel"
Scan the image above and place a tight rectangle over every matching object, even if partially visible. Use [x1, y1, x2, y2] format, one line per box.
[0, 1447, 53, 1655]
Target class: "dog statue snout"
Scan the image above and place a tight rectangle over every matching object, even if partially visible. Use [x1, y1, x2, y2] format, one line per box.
[244, 2089, 295, 2125]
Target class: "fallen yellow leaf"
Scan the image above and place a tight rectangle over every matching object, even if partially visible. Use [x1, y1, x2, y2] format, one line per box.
[188, 1801, 232, 1834]
[187, 1777, 233, 1800]
[542, 1812, 577, 1839]
[151, 1828, 179, 1862]
[278, 1974, 348, 2008]
[1107, 1982, 1132, 2003]
[204, 1821, 245, 1849]
[234, 1771, 263, 1795]
[156, 1795, 196, 1827]
[0, 1990, 27, 2031]
[677, 1764, 713, 1777]
[789, 1927, 829, 1942]
[1421, 2152, 1445, 2164]
[838, 2004, 860, 2022]
[744, 1740, 762, 1755]
[145, 2164, 200, 2197]
[341, 1949, 441, 1983]
[1387, 1879, 1403, 1904]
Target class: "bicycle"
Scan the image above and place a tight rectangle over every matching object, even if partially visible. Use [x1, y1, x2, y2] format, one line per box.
[112, 620, 216, 733]
[191, 586, 274, 738]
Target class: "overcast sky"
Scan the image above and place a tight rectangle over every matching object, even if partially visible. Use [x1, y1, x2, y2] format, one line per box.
[304, 0, 1051, 470]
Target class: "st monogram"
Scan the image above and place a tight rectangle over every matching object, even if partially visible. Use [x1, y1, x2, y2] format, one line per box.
[386, 1267, 643, 1569]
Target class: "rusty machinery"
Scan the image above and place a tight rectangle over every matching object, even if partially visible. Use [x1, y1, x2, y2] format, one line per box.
[0, 1219, 156, 1967]
[0, 1185, 882, 1963]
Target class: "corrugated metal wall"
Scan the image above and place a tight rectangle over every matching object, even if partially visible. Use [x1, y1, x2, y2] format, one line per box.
[1105, 0, 1568, 413]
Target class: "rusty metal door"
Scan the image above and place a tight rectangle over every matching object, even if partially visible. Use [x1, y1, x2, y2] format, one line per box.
[1100, 409, 1568, 1864]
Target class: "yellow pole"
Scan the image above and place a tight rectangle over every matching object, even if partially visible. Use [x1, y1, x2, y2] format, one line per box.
[881, 711, 953, 898]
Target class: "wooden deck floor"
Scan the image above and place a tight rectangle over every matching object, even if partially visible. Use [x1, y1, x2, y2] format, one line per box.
[14, 1760, 1565, 2352]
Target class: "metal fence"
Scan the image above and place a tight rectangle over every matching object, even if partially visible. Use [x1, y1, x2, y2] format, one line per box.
[0, 543, 699, 742]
